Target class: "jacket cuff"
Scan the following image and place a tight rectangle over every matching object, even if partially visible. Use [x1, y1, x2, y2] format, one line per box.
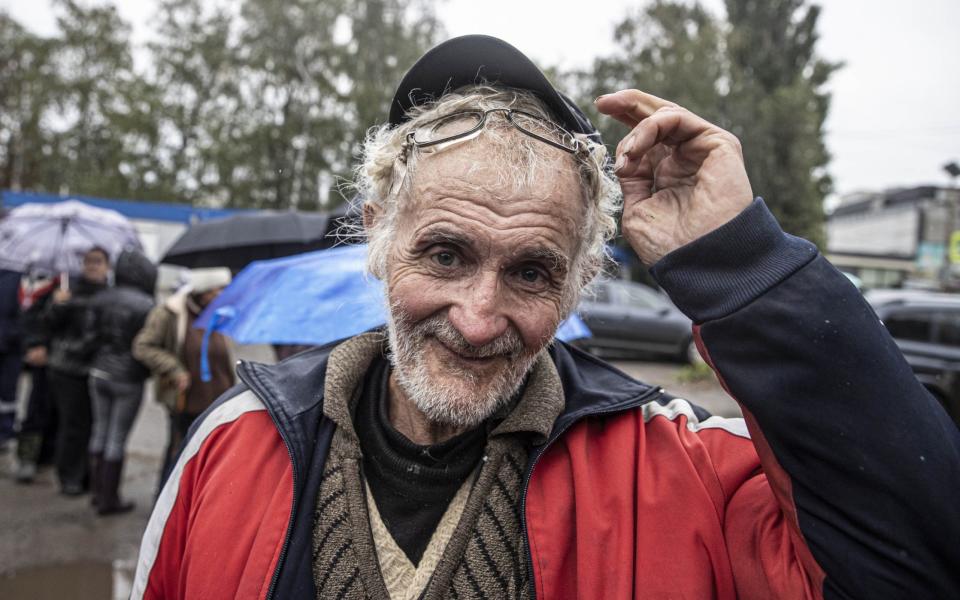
[649, 198, 818, 323]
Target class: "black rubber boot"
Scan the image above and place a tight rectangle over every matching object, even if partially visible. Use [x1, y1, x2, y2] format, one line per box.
[97, 458, 135, 516]
[89, 452, 103, 508]
[14, 433, 42, 484]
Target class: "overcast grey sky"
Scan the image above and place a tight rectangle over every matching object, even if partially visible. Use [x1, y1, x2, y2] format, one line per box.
[4, 0, 959, 199]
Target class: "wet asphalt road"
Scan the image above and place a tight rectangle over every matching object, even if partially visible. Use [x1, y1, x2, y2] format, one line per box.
[0, 357, 738, 598]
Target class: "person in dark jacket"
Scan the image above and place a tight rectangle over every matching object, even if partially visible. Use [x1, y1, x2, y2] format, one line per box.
[0, 268, 23, 448]
[13, 269, 58, 483]
[88, 249, 157, 515]
[43, 246, 109, 495]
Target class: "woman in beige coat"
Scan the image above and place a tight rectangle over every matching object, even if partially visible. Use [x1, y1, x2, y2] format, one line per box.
[132, 267, 234, 489]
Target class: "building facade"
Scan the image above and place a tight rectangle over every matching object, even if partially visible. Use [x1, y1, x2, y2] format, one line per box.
[827, 186, 960, 290]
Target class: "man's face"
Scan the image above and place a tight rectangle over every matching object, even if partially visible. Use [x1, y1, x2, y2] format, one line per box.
[383, 134, 584, 428]
[82, 250, 109, 284]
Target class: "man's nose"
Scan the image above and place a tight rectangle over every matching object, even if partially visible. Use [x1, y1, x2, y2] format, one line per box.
[447, 271, 509, 347]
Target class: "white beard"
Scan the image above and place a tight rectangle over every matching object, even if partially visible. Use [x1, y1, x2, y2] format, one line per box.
[385, 306, 544, 429]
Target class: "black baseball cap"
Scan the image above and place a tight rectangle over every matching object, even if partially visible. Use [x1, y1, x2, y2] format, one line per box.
[389, 35, 600, 142]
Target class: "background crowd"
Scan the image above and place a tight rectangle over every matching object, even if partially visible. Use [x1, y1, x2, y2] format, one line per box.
[0, 249, 234, 515]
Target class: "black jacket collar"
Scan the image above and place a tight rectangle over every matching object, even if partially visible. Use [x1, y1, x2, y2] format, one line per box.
[238, 337, 662, 452]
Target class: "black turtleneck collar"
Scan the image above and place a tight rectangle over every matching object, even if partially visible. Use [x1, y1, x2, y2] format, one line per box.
[355, 356, 486, 566]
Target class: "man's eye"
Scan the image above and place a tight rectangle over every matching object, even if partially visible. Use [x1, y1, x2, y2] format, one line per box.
[519, 267, 543, 283]
[433, 251, 457, 267]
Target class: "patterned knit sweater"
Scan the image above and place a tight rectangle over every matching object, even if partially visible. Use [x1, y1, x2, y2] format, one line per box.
[311, 333, 564, 599]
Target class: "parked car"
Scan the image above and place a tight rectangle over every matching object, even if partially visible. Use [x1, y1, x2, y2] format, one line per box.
[841, 271, 864, 292]
[575, 279, 701, 363]
[868, 290, 960, 426]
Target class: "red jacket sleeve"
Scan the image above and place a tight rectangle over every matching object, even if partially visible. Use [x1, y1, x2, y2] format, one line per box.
[133, 391, 294, 600]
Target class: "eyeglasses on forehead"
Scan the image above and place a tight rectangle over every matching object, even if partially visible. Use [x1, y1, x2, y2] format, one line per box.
[400, 108, 588, 161]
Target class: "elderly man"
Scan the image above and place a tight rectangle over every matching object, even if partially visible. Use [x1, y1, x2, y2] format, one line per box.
[133, 36, 960, 599]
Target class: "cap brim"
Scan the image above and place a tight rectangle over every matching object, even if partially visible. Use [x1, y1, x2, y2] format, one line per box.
[389, 35, 596, 137]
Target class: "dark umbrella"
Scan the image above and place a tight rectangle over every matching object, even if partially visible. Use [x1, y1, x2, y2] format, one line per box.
[161, 210, 340, 273]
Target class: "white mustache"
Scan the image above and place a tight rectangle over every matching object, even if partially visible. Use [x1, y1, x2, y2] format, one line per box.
[414, 313, 523, 359]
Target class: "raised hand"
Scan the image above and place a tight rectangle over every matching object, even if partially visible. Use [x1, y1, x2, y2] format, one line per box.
[595, 89, 754, 265]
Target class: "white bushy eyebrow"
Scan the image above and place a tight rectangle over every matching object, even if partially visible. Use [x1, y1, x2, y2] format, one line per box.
[515, 247, 569, 275]
[415, 227, 475, 250]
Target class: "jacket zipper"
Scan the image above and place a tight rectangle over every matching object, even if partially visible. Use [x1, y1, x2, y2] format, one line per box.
[236, 362, 300, 600]
[520, 386, 664, 599]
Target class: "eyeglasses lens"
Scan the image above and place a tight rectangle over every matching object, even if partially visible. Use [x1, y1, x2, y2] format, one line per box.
[411, 112, 484, 145]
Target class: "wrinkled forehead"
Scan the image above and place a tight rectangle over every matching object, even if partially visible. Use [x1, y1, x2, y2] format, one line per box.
[393, 133, 586, 255]
[402, 126, 585, 213]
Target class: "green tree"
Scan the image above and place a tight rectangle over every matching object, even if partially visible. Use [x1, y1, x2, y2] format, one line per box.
[46, 0, 155, 199]
[580, 0, 837, 246]
[227, 0, 441, 210]
[147, 0, 441, 210]
[581, 1, 726, 149]
[2, 0, 439, 210]
[1, 3, 166, 200]
[148, 0, 239, 205]
[227, 0, 357, 210]
[342, 0, 444, 153]
[724, 0, 837, 247]
[0, 12, 60, 192]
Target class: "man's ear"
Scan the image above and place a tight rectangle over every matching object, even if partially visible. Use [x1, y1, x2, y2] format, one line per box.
[362, 202, 383, 234]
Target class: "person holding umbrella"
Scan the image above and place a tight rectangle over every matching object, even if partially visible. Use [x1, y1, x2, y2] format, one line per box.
[0, 200, 141, 485]
[41, 246, 109, 495]
[132, 267, 233, 490]
[87, 249, 157, 515]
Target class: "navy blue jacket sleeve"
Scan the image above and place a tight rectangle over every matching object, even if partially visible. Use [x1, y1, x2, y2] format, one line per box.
[651, 198, 960, 599]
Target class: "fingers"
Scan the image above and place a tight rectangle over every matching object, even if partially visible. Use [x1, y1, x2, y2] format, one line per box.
[614, 108, 715, 177]
[598, 89, 724, 175]
[637, 144, 672, 180]
[619, 177, 656, 204]
[595, 89, 675, 128]
[614, 143, 668, 190]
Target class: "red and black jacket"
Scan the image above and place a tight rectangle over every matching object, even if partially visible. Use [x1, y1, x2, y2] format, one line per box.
[133, 200, 960, 599]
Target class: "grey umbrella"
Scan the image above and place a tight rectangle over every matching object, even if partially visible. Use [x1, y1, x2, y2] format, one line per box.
[0, 200, 142, 276]
[161, 210, 343, 273]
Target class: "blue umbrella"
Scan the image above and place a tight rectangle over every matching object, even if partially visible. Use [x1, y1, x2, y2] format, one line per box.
[195, 244, 590, 373]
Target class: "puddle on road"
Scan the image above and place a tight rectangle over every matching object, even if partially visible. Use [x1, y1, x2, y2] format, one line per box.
[0, 559, 133, 600]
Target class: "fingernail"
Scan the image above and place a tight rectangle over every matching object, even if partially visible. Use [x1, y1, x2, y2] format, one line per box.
[623, 136, 635, 155]
[614, 154, 626, 172]
[594, 94, 609, 104]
